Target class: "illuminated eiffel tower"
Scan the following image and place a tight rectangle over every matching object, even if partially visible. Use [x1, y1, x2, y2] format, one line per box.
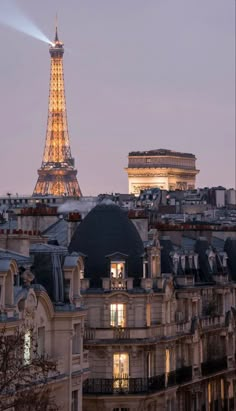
[33, 25, 82, 197]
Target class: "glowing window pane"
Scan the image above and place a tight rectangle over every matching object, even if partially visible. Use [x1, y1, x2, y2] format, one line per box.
[24, 331, 31, 365]
[110, 263, 125, 278]
[113, 353, 129, 389]
[165, 348, 170, 373]
[110, 304, 126, 327]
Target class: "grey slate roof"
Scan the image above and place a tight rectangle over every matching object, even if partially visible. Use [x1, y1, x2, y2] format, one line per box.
[181, 237, 196, 251]
[224, 238, 236, 280]
[69, 203, 144, 287]
[211, 236, 225, 252]
[42, 218, 69, 246]
[0, 248, 31, 265]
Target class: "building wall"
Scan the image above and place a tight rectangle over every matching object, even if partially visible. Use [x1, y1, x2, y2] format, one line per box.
[0, 256, 87, 411]
[127, 173, 196, 195]
[226, 189, 236, 206]
[82, 263, 236, 411]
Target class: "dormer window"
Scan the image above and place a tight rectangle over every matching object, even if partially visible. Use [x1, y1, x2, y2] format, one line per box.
[111, 262, 125, 279]
[106, 252, 128, 279]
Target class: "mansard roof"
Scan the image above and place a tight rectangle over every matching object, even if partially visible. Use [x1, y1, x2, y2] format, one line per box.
[224, 237, 236, 280]
[160, 236, 231, 283]
[0, 248, 30, 265]
[68, 203, 144, 286]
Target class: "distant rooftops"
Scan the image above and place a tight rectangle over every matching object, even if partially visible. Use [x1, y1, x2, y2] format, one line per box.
[128, 149, 196, 158]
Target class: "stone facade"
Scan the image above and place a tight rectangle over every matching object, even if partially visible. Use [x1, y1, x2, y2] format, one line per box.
[0, 243, 88, 410]
[125, 149, 199, 195]
[79, 218, 236, 411]
[1, 201, 236, 411]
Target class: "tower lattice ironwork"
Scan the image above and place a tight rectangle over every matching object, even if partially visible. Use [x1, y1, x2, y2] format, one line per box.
[33, 26, 82, 197]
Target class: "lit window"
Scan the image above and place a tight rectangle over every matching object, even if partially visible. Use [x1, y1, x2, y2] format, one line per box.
[110, 304, 126, 327]
[110, 263, 125, 279]
[221, 379, 224, 404]
[208, 382, 212, 405]
[165, 348, 170, 371]
[165, 348, 170, 386]
[24, 331, 31, 364]
[113, 353, 129, 389]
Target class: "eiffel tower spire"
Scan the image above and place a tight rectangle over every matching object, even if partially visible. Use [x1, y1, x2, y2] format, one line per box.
[33, 23, 82, 197]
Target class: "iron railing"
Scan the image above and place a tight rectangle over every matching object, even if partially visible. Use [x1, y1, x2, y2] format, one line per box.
[83, 366, 192, 395]
[83, 375, 165, 395]
[167, 365, 192, 386]
[201, 356, 227, 376]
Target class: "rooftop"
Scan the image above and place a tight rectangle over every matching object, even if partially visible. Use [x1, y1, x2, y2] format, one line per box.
[128, 149, 196, 158]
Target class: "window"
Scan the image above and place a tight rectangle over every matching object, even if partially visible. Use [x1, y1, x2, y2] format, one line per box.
[113, 353, 129, 389]
[110, 304, 126, 327]
[208, 382, 212, 406]
[146, 303, 151, 327]
[165, 348, 170, 372]
[113, 353, 129, 387]
[147, 352, 151, 378]
[165, 348, 170, 386]
[71, 390, 78, 411]
[110, 262, 125, 278]
[37, 327, 45, 357]
[5, 271, 13, 305]
[72, 324, 81, 354]
[113, 409, 130, 411]
[220, 378, 224, 407]
[24, 331, 31, 365]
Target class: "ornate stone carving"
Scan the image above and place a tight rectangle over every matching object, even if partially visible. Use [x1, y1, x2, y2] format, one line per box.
[21, 269, 35, 288]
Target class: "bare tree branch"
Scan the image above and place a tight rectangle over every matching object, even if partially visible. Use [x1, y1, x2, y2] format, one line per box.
[0, 326, 59, 411]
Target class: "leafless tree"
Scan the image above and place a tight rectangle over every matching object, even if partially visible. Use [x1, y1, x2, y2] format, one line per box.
[0, 326, 59, 411]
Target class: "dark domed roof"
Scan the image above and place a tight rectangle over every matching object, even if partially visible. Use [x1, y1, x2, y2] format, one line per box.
[68, 203, 144, 285]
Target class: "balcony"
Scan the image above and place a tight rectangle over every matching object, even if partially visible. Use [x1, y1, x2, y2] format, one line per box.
[102, 278, 134, 291]
[201, 356, 227, 376]
[167, 366, 192, 386]
[200, 315, 224, 330]
[83, 366, 192, 395]
[72, 350, 89, 373]
[83, 375, 165, 395]
[72, 353, 81, 373]
[176, 321, 191, 334]
[84, 324, 177, 343]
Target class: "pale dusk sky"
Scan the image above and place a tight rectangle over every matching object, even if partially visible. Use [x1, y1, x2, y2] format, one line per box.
[0, 0, 235, 195]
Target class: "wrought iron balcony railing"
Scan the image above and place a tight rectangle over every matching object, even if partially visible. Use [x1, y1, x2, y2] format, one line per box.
[83, 375, 165, 395]
[167, 365, 192, 387]
[201, 356, 227, 376]
[83, 366, 192, 395]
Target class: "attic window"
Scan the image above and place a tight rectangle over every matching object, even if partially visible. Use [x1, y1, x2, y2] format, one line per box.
[110, 262, 125, 279]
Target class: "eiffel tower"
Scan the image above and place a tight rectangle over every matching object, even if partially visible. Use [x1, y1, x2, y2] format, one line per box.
[33, 25, 82, 197]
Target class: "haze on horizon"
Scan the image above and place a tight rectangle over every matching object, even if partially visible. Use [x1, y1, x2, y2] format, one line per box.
[0, 0, 235, 196]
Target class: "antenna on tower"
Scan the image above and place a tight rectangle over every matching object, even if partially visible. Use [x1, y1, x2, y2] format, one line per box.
[55, 13, 59, 42]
